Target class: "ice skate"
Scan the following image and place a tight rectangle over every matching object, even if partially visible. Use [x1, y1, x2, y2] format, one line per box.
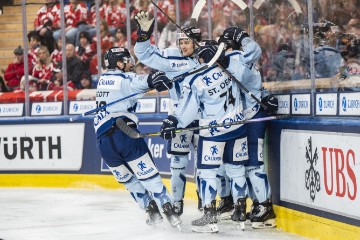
[162, 202, 182, 230]
[232, 198, 246, 231]
[191, 200, 219, 233]
[246, 199, 259, 225]
[145, 200, 163, 226]
[216, 195, 234, 221]
[251, 199, 276, 229]
[196, 190, 203, 212]
[173, 200, 184, 216]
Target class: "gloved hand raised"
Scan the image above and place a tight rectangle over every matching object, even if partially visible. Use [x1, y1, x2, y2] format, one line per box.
[261, 94, 278, 115]
[221, 27, 249, 47]
[160, 115, 178, 140]
[147, 70, 173, 92]
[194, 45, 230, 68]
[134, 10, 154, 42]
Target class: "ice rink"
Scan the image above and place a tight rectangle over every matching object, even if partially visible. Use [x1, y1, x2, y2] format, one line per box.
[0, 188, 309, 240]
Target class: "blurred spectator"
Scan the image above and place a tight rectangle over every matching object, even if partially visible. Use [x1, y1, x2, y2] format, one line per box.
[32, 46, 55, 91]
[13, 78, 38, 93]
[105, 0, 127, 35]
[85, 0, 108, 40]
[114, 27, 128, 48]
[90, 20, 114, 54]
[52, 67, 76, 90]
[66, 43, 85, 88]
[76, 31, 95, 68]
[272, 43, 296, 81]
[27, 31, 41, 66]
[53, 0, 88, 45]
[79, 71, 92, 89]
[51, 37, 63, 66]
[89, 53, 106, 76]
[0, 76, 9, 93]
[4, 46, 34, 91]
[158, 5, 177, 49]
[33, 0, 60, 53]
[345, 18, 360, 36]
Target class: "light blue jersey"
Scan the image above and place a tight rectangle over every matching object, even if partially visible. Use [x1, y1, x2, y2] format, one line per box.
[93, 69, 149, 137]
[173, 63, 247, 138]
[226, 51, 262, 118]
[134, 38, 261, 110]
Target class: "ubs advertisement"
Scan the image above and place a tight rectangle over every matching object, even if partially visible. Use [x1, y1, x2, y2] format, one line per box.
[0, 123, 85, 171]
[280, 129, 359, 220]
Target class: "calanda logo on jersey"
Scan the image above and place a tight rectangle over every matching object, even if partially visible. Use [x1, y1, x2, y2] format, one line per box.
[112, 169, 130, 181]
[136, 160, 155, 176]
[202, 70, 223, 86]
[304, 137, 321, 201]
[204, 145, 221, 161]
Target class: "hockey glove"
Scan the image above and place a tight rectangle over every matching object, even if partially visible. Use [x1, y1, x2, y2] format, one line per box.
[261, 94, 278, 115]
[147, 70, 173, 92]
[160, 115, 178, 140]
[222, 27, 249, 47]
[194, 45, 230, 68]
[135, 10, 154, 42]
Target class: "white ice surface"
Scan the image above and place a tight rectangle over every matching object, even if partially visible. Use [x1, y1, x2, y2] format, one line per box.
[0, 188, 309, 240]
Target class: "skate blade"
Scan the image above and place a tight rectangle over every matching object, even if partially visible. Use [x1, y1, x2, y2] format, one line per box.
[170, 218, 182, 228]
[251, 218, 276, 229]
[176, 224, 182, 232]
[191, 223, 219, 233]
[233, 221, 245, 231]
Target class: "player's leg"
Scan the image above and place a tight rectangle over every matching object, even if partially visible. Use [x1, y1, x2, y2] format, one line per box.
[191, 138, 225, 233]
[223, 134, 249, 230]
[104, 127, 181, 227]
[216, 164, 233, 220]
[96, 130, 162, 225]
[246, 110, 276, 229]
[167, 130, 193, 216]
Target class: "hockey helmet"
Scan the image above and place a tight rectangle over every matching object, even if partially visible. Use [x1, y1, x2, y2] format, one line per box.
[104, 47, 134, 69]
[177, 26, 202, 45]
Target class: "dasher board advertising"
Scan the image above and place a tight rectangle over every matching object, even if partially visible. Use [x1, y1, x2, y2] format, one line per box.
[280, 129, 359, 220]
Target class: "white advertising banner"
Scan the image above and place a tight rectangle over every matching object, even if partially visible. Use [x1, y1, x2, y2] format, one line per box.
[316, 93, 337, 115]
[339, 92, 360, 116]
[136, 98, 156, 113]
[160, 98, 170, 113]
[0, 103, 23, 117]
[69, 101, 97, 115]
[276, 95, 290, 115]
[31, 102, 62, 116]
[0, 124, 84, 171]
[292, 94, 311, 115]
[280, 129, 360, 220]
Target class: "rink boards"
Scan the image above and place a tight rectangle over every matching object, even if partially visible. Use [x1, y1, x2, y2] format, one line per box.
[0, 115, 359, 239]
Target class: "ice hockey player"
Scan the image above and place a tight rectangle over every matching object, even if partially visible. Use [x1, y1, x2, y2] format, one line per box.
[93, 46, 181, 228]
[159, 40, 259, 233]
[217, 27, 278, 229]
[134, 10, 204, 215]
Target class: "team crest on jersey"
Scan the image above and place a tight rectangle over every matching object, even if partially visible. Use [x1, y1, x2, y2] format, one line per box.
[233, 137, 248, 161]
[202, 71, 223, 86]
[180, 134, 187, 143]
[209, 120, 220, 136]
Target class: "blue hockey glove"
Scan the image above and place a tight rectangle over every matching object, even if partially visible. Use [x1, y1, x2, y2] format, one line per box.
[160, 115, 178, 140]
[147, 70, 173, 92]
[135, 10, 154, 42]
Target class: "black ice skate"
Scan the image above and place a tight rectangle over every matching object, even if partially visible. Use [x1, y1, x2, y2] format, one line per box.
[196, 190, 203, 212]
[162, 202, 182, 230]
[173, 200, 184, 216]
[216, 194, 234, 221]
[231, 198, 246, 231]
[251, 198, 276, 229]
[145, 200, 163, 226]
[191, 200, 219, 233]
[246, 199, 259, 222]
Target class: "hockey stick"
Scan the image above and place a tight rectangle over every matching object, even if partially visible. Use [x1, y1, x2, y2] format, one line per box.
[148, 0, 268, 111]
[69, 43, 225, 122]
[116, 115, 290, 138]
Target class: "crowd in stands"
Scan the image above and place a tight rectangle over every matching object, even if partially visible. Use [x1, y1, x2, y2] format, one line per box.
[1, 0, 359, 93]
